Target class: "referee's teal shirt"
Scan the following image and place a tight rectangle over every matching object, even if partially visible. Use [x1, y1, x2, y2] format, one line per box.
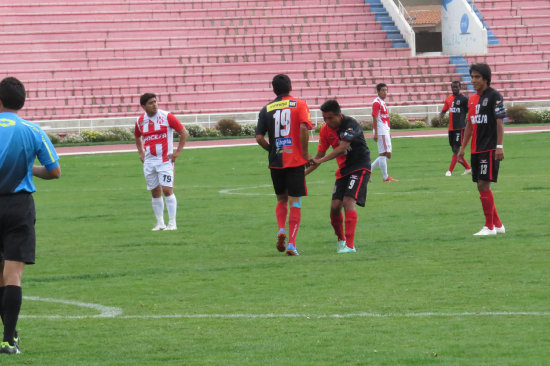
[0, 112, 59, 194]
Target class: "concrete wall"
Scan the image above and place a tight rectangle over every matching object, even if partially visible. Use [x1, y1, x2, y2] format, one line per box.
[441, 0, 487, 55]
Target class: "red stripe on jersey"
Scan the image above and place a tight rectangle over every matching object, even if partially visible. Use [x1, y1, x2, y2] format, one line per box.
[468, 94, 481, 153]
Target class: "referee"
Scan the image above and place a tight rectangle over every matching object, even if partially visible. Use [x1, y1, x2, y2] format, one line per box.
[0, 77, 61, 354]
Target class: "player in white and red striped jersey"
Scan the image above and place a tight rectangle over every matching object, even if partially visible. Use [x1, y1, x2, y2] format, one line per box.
[134, 93, 188, 231]
[371, 83, 397, 182]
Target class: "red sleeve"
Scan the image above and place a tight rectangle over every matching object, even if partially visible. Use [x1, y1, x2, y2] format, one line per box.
[372, 101, 380, 118]
[317, 125, 330, 153]
[441, 96, 451, 112]
[134, 116, 143, 137]
[298, 100, 313, 130]
[167, 113, 184, 132]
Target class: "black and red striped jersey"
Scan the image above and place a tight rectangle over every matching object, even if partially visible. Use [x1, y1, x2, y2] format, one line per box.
[442, 93, 468, 130]
[256, 95, 312, 168]
[467, 87, 506, 153]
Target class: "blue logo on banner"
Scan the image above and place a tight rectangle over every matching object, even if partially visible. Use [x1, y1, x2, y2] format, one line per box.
[442, 0, 453, 11]
[460, 13, 469, 33]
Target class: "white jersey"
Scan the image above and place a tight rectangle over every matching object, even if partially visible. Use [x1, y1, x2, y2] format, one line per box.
[134, 109, 183, 163]
[372, 97, 390, 136]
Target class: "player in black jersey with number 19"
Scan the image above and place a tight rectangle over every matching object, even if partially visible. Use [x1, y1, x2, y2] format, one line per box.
[458, 63, 506, 236]
[256, 74, 313, 256]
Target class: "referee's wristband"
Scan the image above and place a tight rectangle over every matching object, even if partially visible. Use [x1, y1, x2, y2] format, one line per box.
[496, 145, 503, 149]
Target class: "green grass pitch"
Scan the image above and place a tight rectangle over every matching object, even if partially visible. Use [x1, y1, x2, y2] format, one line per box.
[7, 132, 550, 365]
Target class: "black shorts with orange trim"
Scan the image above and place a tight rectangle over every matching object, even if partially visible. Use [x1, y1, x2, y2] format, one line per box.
[332, 169, 370, 207]
[471, 150, 500, 183]
[448, 129, 464, 149]
[270, 165, 307, 197]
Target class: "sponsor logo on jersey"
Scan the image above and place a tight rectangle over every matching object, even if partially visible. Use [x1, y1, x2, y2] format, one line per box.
[275, 137, 292, 150]
[482, 98, 488, 106]
[471, 114, 488, 124]
[0, 118, 16, 127]
[143, 132, 168, 143]
[289, 100, 297, 108]
[450, 107, 461, 113]
[456, 100, 461, 105]
[267, 100, 290, 112]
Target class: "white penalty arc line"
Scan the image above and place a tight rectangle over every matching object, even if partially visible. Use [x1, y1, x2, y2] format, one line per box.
[21, 296, 123, 319]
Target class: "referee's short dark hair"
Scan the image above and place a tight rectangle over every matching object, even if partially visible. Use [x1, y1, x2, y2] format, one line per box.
[140, 93, 157, 106]
[470, 63, 492, 86]
[376, 83, 387, 92]
[320, 99, 341, 115]
[0, 77, 26, 111]
[272, 74, 292, 96]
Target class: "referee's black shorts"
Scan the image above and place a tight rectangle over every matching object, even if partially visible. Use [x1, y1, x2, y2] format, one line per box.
[270, 165, 307, 197]
[0, 193, 36, 264]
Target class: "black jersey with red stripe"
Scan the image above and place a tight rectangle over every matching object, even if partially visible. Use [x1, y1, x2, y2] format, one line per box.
[318, 115, 371, 178]
[256, 95, 312, 168]
[468, 87, 505, 153]
[442, 93, 468, 130]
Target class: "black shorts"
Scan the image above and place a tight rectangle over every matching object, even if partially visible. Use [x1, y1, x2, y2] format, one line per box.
[0, 193, 36, 264]
[270, 165, 307, 197]
[448, 129, 464, 149]
[332, 169, 370, 207]
[471, 150, 500, 183]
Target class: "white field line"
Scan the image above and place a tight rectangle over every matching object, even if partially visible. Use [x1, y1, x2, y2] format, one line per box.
[21, 297, 550, 319]
[22, 296, 123, 319]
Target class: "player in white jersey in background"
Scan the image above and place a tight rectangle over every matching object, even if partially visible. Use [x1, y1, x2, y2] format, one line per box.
[371, 83, 398, 182]
[134, 93, 188, 231]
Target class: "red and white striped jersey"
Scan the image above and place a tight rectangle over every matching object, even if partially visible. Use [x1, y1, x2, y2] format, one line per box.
[134, 109, 183, 163]
[372, 97, 390, 136]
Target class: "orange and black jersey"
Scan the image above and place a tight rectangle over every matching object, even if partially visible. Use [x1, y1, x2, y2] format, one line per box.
[467, 87, 506, 153]
[256, 95, 312, 168]
[442, 93, 468, 130]
[318, 115, 371, 179]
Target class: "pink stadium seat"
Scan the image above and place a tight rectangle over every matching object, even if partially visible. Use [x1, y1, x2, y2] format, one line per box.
[2, 0, 548, 122]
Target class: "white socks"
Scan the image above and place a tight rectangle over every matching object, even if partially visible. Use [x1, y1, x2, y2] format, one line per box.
[379, 156, 388, 180]
[152, 197, 165, 225]
[372, 156, 388, 180]
[164, 194, 177, 226]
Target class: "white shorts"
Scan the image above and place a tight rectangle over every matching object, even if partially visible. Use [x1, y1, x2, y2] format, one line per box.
[143, 160, 175, 190]
[377, 134, 392, 154]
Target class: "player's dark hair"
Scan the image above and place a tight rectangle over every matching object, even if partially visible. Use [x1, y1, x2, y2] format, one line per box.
[0, 77, 26, 110]
[469, 63, 491, 86]
[320, 99, 341, 115]
[451, 80, 461, 86]
[272, 74, 292, 96]
[376, 83, 387, 92]
[140, 93, 156, 106]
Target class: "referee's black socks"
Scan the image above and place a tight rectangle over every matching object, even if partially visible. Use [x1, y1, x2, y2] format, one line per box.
[2, 285, 22, 346]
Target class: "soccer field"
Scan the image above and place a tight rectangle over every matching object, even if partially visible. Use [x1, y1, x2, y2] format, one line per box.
[9, 132, 550, 365]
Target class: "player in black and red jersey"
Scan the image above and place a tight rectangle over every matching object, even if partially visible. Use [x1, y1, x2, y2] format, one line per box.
[458, 63, 506, 236]
[256, 74, 313, 255]
[306, 100, 371, 253]
[439, 81, 472, 176]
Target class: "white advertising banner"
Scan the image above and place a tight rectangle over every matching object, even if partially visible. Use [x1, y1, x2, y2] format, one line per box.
[441, 0, 488, 55]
